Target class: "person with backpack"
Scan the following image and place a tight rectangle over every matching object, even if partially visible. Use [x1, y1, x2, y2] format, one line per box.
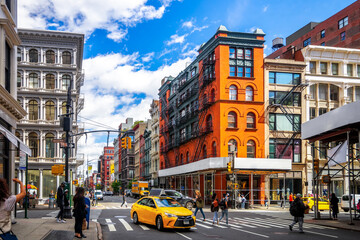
[330, 193, 339, 220]
[219, 193, 229, 224]
[289, 193, 308, 233]
[194, 190, 206, 221]
[211, 193, 219, 224]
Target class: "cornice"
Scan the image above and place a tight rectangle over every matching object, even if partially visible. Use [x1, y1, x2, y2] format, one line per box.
[0, 6, 21, 46]
[0, 86, 27, 120]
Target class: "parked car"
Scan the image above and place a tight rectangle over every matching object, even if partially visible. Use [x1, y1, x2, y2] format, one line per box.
[94, 190, 103, 200]
[149, 189, 195, 210]
[104, 191, 113, 196]
[302, 197, 329, 211]
[341, 194, 360, 212]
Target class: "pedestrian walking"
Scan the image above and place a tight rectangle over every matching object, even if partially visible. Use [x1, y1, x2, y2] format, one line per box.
[73, 187, 87, 239]
[211, 193, 219, 224]
[56, 182, 66, 223]
[289, 193, 308, 233]
[121, 192, 127, 208]
[236, 193, 241, 209]
[330, 193, 339, 220]
[219, 193, 229, 224]
[0, 178, 26, 240]
[194, 190, 206, 221]
[241, 194, 246, 209]
[264, 196, 269, 209]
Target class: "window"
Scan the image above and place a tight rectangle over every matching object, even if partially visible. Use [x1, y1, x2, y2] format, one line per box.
[357, 65, 360, 77]
[310, 85, 316, 100]
[17, 49, 22, 62]
[269, 72, 300, 85]
[45, 74, 55, 89]
[319, 108, 327, 116]
[62, 75, 71, 90]
[269, 139, 300, 162]
[229, 47, 253, 77]
[17, 73, 22, 88]
[228, 139, 237, 153]
[347, 87, 353, 102]
[340, 31, 346, 41]
[45, 101, 56, 121]
[247, 140, 255, 158]
[29, 73, 39, 88]
[212, 141, 216, 157]
[237, 49, 243, 59]
[28, 100, 38, 120]
[29, 132, 38, 157]
[347, 64, 353, 76]
[229, 48, 235, 58]
[332, 63, 339, 75]
[330, 85, 339, 101]
[228, 111, 237, 128]
[355, 86, 360, 101]
[320, 30, 325, 38]
[320, 62, 327, 74]
[229, 85, 237, 100]
[229, 66, 236, 77]
[186, 151, 189, 163]
[303, 37, 311, 47]
[245, 86, 254, 101]
[5, 0, 11, 12]
[202, 145, 207, 159]
[62, 102, 67, 115]
[5, 42, 10, 93]
[46, 50, 55, 64]
[310, 107, 316, 120]
[338, 16, 348, 29]
[29, 49, 38, 63]
[319, 141, 327, 159]
[246, 113, 255, 129]
[269, 113, 301, 131]
[191, 68, 196, 78]
[245, 49, 252, 59]
[319, 84, 328, 100]
[237, 66, 244, 77]
[62, 51, 71, 64]
[45, 133, 55, 158]
[310, 61, 316, 74]
[245, 67, 252, 77]
[320, 42, 325, 46]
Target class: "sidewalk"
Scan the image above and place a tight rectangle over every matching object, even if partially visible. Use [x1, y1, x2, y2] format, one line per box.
[12, 218, 102, 240]
[304, 218, 360, 232]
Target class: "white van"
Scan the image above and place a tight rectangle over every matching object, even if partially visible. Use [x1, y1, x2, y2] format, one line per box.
[341, 194, 360, 212]
[94, 190, 103, 200]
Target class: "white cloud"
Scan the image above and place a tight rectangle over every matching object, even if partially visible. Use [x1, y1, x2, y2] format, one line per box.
[263, 5, 269, 12]
[182, 20, 194, 28]
[18, 0, 177, 42]
[142, 52, 155, 62]
[166, 34, 188, 45]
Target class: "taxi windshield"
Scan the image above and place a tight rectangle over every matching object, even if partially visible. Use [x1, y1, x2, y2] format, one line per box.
[141, 187, 149, 191]
[155, 198, 181, 207]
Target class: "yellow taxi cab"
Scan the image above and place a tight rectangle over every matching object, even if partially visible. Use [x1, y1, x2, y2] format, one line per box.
[131, 196, 196, 231]
[302, 197, 330, 211]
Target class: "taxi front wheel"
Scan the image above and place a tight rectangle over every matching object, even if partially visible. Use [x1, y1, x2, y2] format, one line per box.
[156, 216, 163, 231]
[133, 212, 139, 224]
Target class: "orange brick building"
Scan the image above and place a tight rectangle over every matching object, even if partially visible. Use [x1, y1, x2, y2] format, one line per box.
[158, 26, 291, 205]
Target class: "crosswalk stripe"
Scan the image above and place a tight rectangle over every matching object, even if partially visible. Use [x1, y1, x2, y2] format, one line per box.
[218, 221, 243, 229]
[229, 218, 257, 228]
[176, 231, 192, 240]
[119, 218, 134, 231]
[195, 222, 212, 229]
[305, 229, 338, 238]
[231, 227, 269, 238]
[139, 224, 150, 230]
[241, 218, 283, 228]
[105, 219, 116, 232]
[202, 220, 227, 228]
[234, 218, 270, 228]
[261, 218, 335, 230]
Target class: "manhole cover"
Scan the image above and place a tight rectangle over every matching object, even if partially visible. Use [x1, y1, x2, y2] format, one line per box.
[42, 230, 74, 240]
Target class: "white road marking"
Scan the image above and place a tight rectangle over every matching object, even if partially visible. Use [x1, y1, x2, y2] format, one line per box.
[202, 220, 227, 228]
[119, 218, 133, 231]
[240, 218, 282, 228]
[16, 210, 24, 213]
[229, 218, 257, 228]
[304, 230, 338, 238]
[139, 224, 150, 230]
[92, 219, 98, 222]
[195, 222, 212, 229]
[235, 218, 270, 228]
[231, 227, 269, 238]
[105, 219, 116, 232]
[41, 217, 55, 219]
[261, 217, 336, 230]
[175, 231, 192, 240]
[218, 221, 243, 228]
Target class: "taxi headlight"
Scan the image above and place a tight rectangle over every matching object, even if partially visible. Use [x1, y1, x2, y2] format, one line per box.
[164, 212, 177, 218]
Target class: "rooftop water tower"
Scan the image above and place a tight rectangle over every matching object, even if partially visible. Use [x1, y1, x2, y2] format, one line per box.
[272, 37, 284, 51]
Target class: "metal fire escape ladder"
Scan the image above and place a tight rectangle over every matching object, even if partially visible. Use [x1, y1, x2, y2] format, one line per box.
[160, 97, 171, 168]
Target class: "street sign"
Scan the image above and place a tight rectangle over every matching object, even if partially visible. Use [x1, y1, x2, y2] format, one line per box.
[322, 175, 331, 184]
[52, 139, 65, 143]
[19, 152, 26, 170]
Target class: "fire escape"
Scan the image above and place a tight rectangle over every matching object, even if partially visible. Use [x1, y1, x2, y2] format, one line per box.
[193, 53, 216, 161]
[159, 96, 171, 168]
[267, 82, 308, 158]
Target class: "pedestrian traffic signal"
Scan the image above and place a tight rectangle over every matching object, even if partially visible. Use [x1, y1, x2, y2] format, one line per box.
[227, 162, 232, 172]
[314, 159, 319, 173]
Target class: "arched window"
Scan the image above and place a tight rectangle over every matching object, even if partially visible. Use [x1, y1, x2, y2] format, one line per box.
[206, 115, 212, 131]
[45, 133, 55, 158]
[228, 111, 237, 128]
[203, 145, 207, 159]
[62, 51, 71, 64]
[28, 100, 38, 120]
[203, 93, 208, 105]
[212, 141, 217, 157]
[46, 50, 55, 64]
[229, 85, 237, 100]
[247, 140, 255, 158]
[29, 132, 38, 157]
[180, 154, 183, 165]
[62, 102, 67, 115]
[46, 74, 55, 89]
[175, 155, 179, 166]
[17, 72, 22, 88]
[29, 49, 38, 63]
[228, 139, 237, 153]
[45, 101, 55, 121]
[186, 151, 190, 163]
[246, 86, 254, 101]
[210, 89, 215, 102]
[62, 75, 71, 90]
[246, 112, 255, 129]
[29, 73, 39, 88]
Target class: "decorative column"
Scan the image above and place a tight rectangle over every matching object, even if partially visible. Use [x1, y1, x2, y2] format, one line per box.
[39, 169, 43, 199]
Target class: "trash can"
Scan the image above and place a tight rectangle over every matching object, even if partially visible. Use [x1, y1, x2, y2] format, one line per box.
[49, 194, 55, 209]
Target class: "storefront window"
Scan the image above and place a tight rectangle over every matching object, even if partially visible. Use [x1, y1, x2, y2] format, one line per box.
[45, 133, 55, 158]
[43, 170, 57, 197]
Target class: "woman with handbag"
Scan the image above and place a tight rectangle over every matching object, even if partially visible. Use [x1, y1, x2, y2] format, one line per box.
[73, 187, 87, 238]
[0, 178, 26, 240]
[194, 190, 206, 221]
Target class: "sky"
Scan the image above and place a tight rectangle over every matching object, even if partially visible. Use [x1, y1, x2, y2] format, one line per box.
[18, 0, 356, 172]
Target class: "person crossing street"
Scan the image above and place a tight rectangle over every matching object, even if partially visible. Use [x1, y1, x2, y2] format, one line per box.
[289, 193, 308, 233]
[121, 192, 127, 208]
[219, 193, 229, 225]
[56, 182, 66, 223]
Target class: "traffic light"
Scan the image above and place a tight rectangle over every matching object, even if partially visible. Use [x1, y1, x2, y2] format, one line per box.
[121, 137, 127, 149]
[126, 137, 132, 149]
[51, 165, 64, 175]
[227, 162, 232, 172]
[314, 159, 319, 173]
[73, 179, 78, 185]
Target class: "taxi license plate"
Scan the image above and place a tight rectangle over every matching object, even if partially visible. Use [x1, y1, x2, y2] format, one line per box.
[183, 220, 189, 225]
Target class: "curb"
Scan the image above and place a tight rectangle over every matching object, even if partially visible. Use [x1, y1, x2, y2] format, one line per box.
[96, 222, 103, 240]
[304, 220, 360, 232]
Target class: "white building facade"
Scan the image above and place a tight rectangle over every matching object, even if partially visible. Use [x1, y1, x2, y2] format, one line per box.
[149, 100, 160, 187]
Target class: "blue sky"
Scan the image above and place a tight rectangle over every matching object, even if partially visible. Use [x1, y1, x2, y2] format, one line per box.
[18, 0, 356, 169]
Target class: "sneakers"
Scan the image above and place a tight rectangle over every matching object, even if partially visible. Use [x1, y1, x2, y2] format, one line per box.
[299, 230, 304, 233]
[289, 225, 293, 231]
[61, 220, 66, 223]
[56, 218, 60, 223]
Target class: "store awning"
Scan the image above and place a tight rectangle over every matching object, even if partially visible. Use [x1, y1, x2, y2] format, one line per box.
[0, 125, 31, 156]
[234, 158, 292, 171]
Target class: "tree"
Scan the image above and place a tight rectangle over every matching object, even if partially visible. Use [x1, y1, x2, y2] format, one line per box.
[131, 120, 144, 129]
[112, 180, 121, 194]
[95, 184, 102, 190]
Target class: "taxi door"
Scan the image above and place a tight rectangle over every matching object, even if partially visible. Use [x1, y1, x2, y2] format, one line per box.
[142, 198, 158, 225]
[135, 198, 148, 223]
